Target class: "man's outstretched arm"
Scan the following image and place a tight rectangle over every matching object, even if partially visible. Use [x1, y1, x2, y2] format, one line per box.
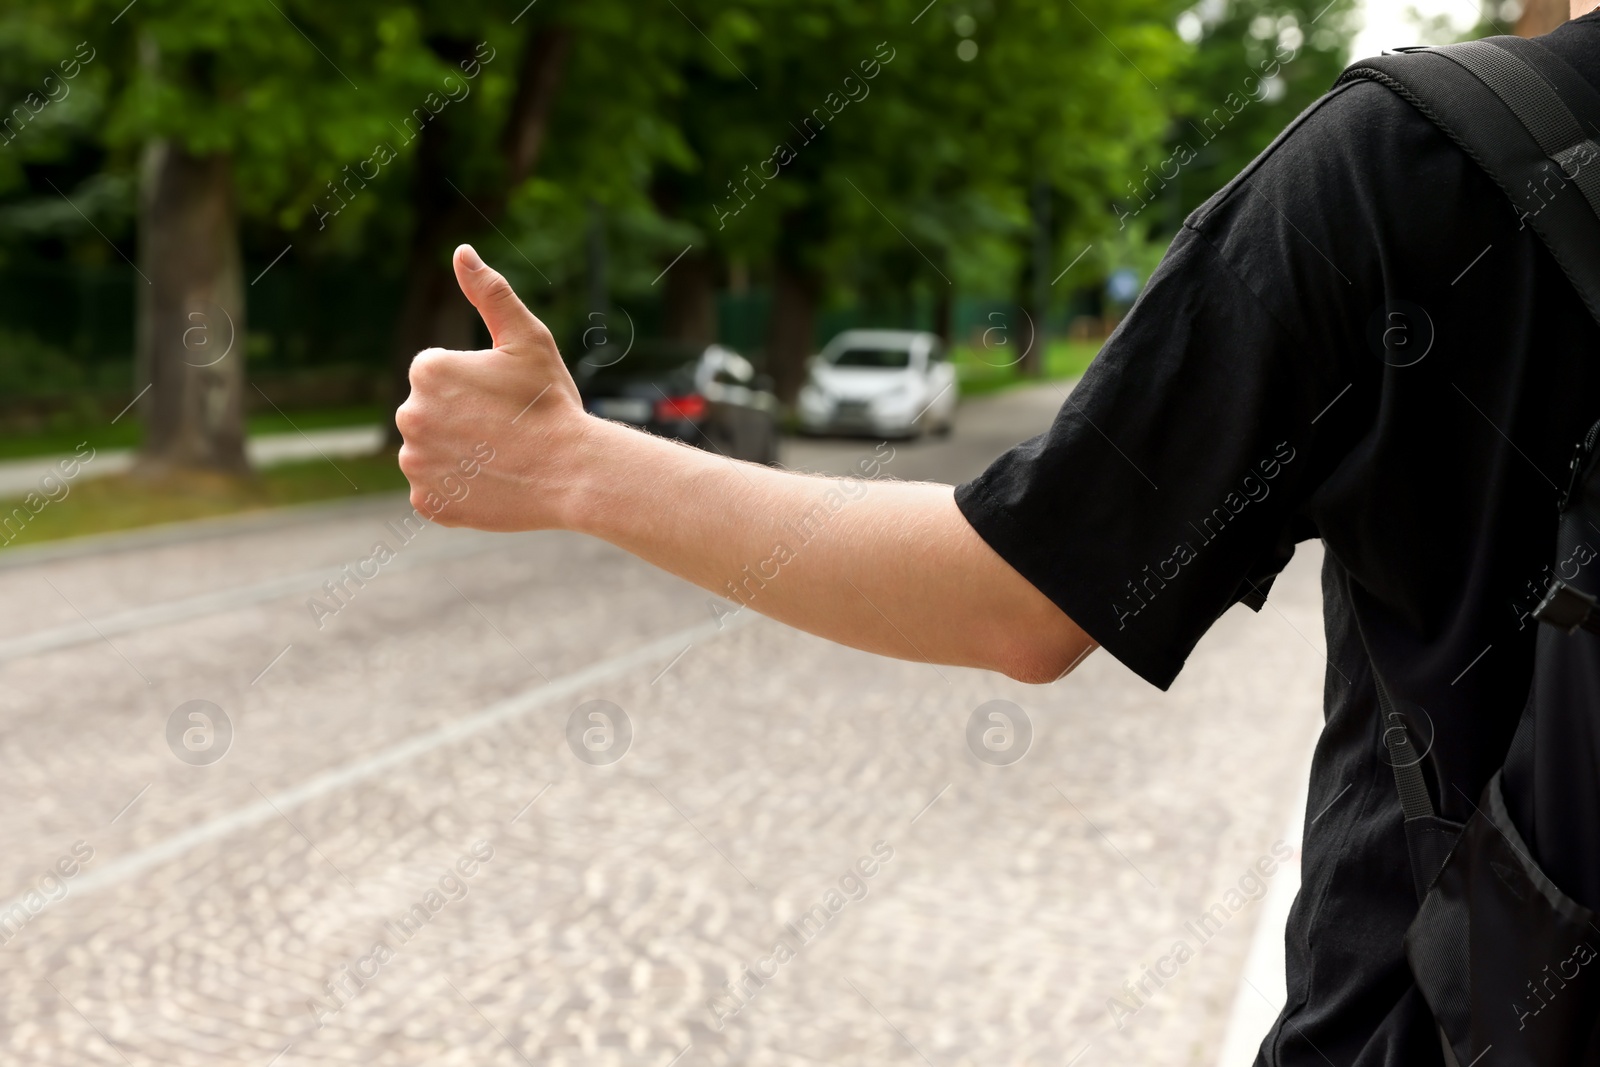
[397, 246, 1095, 684]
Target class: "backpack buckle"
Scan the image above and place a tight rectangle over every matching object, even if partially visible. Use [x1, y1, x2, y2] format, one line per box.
[1534, 579, 1600, 634]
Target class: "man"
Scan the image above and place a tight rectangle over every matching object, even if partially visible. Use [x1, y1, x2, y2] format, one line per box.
[397, 6, 1600, 1064]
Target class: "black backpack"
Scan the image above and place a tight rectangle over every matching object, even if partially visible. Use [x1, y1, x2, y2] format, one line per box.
[1336, 36, 1600, 1067]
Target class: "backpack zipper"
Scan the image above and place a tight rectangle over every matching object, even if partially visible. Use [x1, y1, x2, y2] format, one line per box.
[1560, 416, 1600, 511]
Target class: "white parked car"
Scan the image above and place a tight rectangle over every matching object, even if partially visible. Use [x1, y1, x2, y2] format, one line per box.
[797, 330, 958, 438]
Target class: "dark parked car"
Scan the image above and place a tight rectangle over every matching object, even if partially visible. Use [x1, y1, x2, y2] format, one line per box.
[573, 340, 781, 465]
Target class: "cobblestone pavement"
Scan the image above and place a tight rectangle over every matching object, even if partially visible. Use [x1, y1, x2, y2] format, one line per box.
[0, 384, 1324, 1067]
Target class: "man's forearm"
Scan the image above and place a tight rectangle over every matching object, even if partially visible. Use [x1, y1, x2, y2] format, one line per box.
[562, 417, 1091, 682]
[397, 246, 1094, 684]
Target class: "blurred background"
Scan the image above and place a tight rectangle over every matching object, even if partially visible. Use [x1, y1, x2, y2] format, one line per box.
[0, 1, 1569, 1066]
[0, 0, 1552, 528]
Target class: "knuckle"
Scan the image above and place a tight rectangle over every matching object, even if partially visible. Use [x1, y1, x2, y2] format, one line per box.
[396, 412, 428, 448]
[394, 401, 426, 438]
[409, 348, 446, 387]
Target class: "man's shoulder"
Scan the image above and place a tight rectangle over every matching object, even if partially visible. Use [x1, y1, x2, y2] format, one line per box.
[1187, 77, 1470, 239]
[1169, 69, 1512, 357]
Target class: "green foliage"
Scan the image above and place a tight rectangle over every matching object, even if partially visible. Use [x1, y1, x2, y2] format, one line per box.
[0, 451, 411, 551]
[0, 327, 85, 391]
[955, 339, 1104, 397]
[641, 0, 1189, 297]
[1141, 0, 1362, 228]
[0, 0, 1360, 397]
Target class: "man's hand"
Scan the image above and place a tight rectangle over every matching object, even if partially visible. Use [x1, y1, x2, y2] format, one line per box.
[396, 244, 588, 531]
[396, 245, 1094, 683]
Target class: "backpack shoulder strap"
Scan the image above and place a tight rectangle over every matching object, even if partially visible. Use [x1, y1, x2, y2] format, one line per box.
[1337, 37, 1600, 329]
[1339, 38, 1600, 903]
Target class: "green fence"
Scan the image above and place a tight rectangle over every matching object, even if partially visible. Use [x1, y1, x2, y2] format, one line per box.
[0, 259, 1096, 402]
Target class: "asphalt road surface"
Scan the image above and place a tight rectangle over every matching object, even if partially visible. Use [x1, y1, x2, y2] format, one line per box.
[0, 383, 1324, 1067]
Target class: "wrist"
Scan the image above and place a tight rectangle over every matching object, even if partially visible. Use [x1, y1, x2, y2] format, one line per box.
[556, 414, 640, 536]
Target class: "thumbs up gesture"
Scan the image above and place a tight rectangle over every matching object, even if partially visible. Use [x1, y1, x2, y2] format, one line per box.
[396, 245, 586, 531]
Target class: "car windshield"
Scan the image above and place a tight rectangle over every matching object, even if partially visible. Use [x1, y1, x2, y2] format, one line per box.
[829, 346, 912, 369]
[577, 341, 701, 379]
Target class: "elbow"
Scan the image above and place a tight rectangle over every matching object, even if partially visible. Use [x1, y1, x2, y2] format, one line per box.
[994, 630, 1097, 685]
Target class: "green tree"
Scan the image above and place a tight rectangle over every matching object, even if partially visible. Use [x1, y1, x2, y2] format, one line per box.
[1139, 0, 1360, 231]
[364, 0, 697, 443]
[83, 0, 445, 474]
[633, 0, 1186, 398]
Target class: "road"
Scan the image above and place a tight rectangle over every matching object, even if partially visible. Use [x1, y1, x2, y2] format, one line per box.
[0, 383, 1324, 1067]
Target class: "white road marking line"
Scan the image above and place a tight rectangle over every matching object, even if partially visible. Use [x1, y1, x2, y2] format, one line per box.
[10, 612, 753, 912]
[1213, 745, 1314, 1067]
[0, 536, 503, 664]
[41, 575, 152, 686]
[649, 643, 693, 685]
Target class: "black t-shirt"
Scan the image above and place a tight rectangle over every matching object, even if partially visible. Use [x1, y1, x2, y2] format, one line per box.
[955, 15, 1600, 1067]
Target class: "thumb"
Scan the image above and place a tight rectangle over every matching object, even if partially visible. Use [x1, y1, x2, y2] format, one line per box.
[453, 244, 543, 352]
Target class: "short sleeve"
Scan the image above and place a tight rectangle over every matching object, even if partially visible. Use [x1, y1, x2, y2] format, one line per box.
[955, 224, 1342, 690]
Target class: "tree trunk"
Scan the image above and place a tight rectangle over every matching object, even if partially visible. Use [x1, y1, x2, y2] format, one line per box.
[383, 26, 573, 445]
[502, 26, 571, 183]
[1515, 0, 1567, 37]
[766, 261, 819, 405]
[648, 172, 718, 347]
[134, 141, 248, 476]
[1019, 175, 1051, 378]
[662, 249, 718, 345]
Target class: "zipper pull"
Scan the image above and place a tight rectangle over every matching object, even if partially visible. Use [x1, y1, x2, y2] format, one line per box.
[1561, 417, 1600, 512]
